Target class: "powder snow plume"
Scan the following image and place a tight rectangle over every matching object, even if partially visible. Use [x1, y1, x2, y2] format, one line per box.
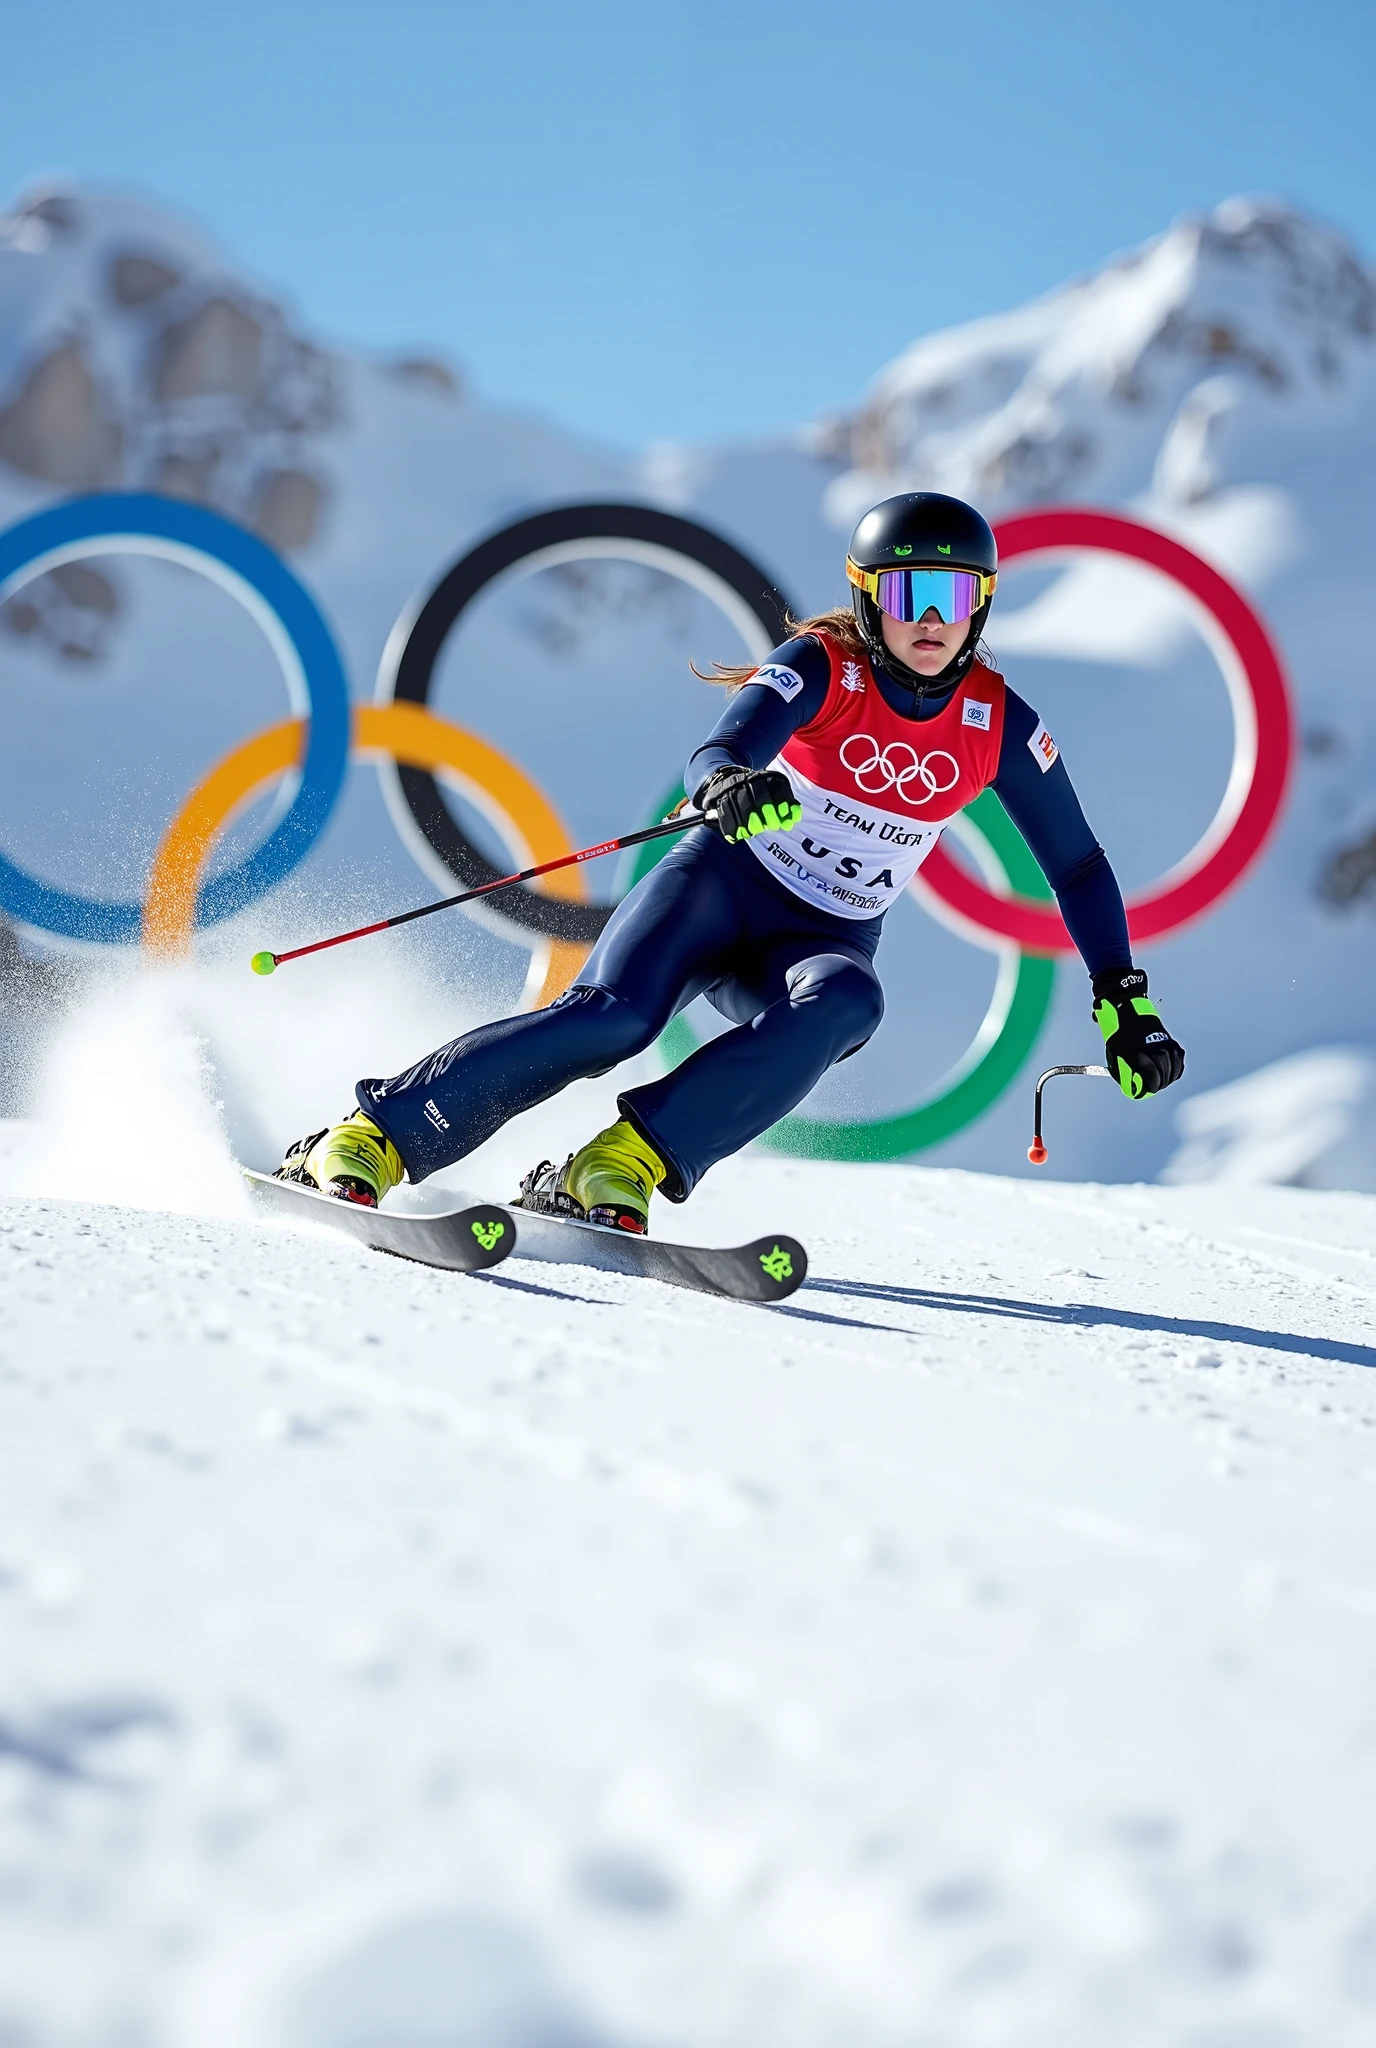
[1, 968, 249, 1216]
[0, 929, 510, 1213]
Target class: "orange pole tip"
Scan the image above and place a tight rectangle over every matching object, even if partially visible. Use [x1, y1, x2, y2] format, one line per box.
[1027, 1140, 1048, 1165]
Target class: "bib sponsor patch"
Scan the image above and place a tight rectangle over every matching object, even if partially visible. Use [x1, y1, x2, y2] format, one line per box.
[962, 698, 992, 730]
[1028, 721, 1059, 771]
[753, 662, 806, 703]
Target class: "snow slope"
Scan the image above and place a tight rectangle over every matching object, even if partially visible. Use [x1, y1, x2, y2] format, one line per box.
[3, 1142, 1376, 2047]
[5, 185, 1376, 1185]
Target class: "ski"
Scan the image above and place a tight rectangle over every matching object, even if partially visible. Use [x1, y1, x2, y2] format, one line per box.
[243, 1170, 805, 1301]
[505, 1200, 808, 1302]
[243, 1170, 514, 1273]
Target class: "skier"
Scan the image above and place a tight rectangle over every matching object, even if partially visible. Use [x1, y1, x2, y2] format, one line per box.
[275, 493, 1184, 1228]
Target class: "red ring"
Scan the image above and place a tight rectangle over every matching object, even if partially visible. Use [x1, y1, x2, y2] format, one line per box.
[916, 508, 1294, 952]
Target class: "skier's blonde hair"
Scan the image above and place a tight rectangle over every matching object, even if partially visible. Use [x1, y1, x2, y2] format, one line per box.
[691, 608, 866, 690]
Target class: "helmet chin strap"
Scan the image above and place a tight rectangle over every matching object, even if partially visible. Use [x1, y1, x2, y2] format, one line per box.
[863, 604, 990, 701]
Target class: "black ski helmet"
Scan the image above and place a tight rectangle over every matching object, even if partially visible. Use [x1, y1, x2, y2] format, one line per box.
[847, 492, 998, 696]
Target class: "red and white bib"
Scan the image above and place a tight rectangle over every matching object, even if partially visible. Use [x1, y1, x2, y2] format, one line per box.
[746, 630, 1006, 920]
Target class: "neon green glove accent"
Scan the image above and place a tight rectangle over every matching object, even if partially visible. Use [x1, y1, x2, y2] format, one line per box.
[1117, 1056, 1145, 1099]
[1094, 981, 1183, 1099]
[1095, 1001, 1144, 1098]
[702, 768, 802, 847]
[733, 800, 802, 841]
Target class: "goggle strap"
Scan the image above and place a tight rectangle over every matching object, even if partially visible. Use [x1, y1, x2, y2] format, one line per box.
[846, 559, 996, 603]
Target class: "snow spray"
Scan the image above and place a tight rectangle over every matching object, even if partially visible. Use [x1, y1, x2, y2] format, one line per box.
[8, 968, 249, 1215]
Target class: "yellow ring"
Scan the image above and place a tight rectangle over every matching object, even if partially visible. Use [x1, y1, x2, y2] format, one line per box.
[142, 702, 591, 1005]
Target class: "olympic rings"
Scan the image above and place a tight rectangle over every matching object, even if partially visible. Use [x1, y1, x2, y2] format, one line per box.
[623, 784, 1057, 1159]
[914, 507, 1294, 952]
[375, 503, 793, 942]
[0, 492, 1294, 1160]
[839, 734, 961, 805]
[0, 493, 350, 943]
[144, 702, 590, 1007]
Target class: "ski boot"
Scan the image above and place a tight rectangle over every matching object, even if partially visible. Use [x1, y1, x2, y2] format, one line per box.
[274, 1109, 405, 1208]
[516, 1118, 666, 1235]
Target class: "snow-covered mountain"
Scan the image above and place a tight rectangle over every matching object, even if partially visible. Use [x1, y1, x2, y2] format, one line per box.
[824, 197, 1375, 516]
[2, 182, 1376, 1187]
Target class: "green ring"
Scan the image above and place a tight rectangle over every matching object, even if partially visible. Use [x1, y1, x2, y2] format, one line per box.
[624, 786, 1056, 1161]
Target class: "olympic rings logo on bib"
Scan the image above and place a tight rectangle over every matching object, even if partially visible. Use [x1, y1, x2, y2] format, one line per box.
[839, 735, 961, 807]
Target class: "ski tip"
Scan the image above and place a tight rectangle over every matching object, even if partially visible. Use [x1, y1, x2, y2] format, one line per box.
[457, 1206, 514, 1269]
[1027, 1139, 1048, 1165]
[250, 950, 277, 977]
[744, 1235, 808, 1301]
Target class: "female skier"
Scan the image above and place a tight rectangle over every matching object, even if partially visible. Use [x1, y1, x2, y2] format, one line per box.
[275, 493, 1184, 1228]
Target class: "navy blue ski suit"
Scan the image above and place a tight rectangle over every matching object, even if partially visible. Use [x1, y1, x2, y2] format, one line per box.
[357, 635, 1131, 1199]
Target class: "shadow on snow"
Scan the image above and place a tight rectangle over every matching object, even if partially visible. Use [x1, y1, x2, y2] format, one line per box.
[798, 1276, 1376, 1372]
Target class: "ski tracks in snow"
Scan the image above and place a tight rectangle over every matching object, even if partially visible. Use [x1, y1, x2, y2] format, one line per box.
[2, 1163, 1376, 2045]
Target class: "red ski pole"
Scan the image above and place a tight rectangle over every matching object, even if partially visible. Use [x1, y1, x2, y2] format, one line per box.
[1027, 1064, 1113, 1164]
[249, 809, 712, 974]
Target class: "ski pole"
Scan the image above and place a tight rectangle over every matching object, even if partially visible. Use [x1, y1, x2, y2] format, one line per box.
[249, 809, 712, 974]
[1027, 1064, 1113, 1164]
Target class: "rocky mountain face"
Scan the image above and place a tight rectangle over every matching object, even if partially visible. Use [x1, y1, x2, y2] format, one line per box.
[0, 182, 469, 663]
[0, 187, 348, 546]
[823, 196, 1376, 520]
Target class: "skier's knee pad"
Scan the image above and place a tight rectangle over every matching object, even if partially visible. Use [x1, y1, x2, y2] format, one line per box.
[785, 954, 884, 1057]
[551, 983, 662, 1072]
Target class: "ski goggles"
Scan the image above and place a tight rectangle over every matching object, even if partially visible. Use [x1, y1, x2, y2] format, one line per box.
[847, 559, 996, 624]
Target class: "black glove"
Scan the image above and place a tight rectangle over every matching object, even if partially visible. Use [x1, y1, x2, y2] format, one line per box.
[695, 766, 802, 846]
[1092, 967, 1185, 1098]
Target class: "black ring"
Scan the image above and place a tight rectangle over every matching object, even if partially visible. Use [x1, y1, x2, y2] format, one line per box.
[381, 502, 796, 944]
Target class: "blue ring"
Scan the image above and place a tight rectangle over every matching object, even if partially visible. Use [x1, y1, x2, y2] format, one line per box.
[0, 493, 350, 943]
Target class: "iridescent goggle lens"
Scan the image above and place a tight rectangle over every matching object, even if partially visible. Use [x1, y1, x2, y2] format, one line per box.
[848, 560, 996, 624]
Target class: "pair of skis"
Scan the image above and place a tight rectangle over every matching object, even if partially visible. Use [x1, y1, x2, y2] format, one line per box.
[245, 1063, 1113, 1302]
[243, 1170, 806, 1303]
[245, 1065, 1111, 1300]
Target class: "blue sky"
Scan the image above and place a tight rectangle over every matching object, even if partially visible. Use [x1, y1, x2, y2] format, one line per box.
[5, 0, 1375, 450]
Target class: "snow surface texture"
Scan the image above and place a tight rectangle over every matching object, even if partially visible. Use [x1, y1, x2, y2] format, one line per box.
[3, 185, 1376, 1185]
[3, 1068, 1376, 2045]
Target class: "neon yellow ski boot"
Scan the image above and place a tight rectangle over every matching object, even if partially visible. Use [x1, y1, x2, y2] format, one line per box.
[518, 1118, 666, 1234]
[275, 1110, 405, 1208]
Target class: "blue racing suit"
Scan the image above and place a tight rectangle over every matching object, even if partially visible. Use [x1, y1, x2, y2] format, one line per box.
[357, 635, 1131, 1198]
